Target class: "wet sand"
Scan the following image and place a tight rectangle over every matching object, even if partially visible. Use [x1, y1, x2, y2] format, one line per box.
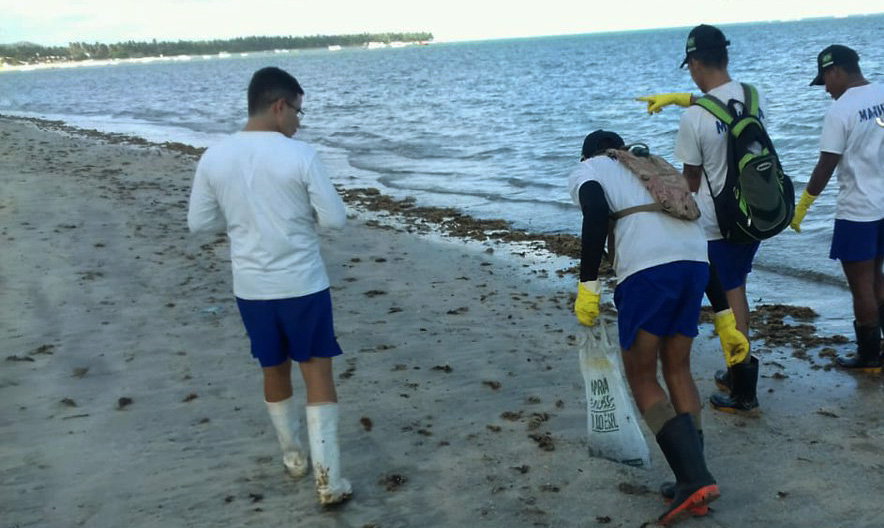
[1, 114, 882, 527]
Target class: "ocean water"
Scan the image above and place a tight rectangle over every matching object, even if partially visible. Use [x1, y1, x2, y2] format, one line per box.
[2, 14, 883, 333]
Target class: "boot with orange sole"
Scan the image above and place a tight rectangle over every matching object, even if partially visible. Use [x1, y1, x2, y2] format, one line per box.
[655, 414, 720, 525]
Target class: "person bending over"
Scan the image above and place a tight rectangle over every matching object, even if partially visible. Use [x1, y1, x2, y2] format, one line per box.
[570, 130, 718, 524]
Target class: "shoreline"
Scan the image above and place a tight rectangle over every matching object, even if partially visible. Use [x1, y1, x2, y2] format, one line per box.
[0, 112, 853, 343]
[0, 54, 212, 73]
[1, 114, 883, 527]
[0, 41, 430, 74]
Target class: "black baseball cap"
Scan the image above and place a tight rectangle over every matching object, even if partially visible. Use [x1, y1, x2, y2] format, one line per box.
[582, 130, 624, 159]
[810, 44, 859, 86]
[680, 24, 730, 68]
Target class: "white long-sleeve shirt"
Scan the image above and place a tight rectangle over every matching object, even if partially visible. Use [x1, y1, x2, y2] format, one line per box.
[188, 131, 347, 300]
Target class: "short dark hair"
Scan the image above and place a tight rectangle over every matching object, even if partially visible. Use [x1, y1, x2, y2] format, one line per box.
[690, 47, 728, 69]
[582, 130, 625, 159]
[247, 67, 304, 116]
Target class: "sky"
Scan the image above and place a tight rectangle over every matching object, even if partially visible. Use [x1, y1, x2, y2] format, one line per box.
[1, 0, 881, 46]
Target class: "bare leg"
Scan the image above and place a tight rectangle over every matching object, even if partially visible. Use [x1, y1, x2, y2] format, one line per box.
[874, 256, 884, 305]
[262, 359, 294, 403]
[842, 259, 879, 326]
[298, 357, 338, 404]
[837, 258, 883, 370]
[622, 329, 666, 413]
[660, 334, 701, 416]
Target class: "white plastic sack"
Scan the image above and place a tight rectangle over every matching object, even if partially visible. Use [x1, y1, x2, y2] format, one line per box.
[578, 322, 651, 468]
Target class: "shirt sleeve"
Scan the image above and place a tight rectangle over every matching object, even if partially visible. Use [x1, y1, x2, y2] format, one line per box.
[187, 159, 225, 233]
[578, 180, 609, 282]
[305, 153, 347, 230]
[568, 162, 594, 206]
[675, 109, 704, 166]
[819, 107, 847, 155]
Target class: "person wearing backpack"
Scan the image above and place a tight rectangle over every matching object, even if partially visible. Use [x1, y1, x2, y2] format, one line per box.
[569, 130, 719, 524]
[791, 45, 884, 372]
[636, 24, 776, 416]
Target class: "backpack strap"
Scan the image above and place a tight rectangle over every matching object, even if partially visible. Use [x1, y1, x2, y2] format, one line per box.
[691, 90, 743, 200]
[729, 83, 762, 138]
[610, 203, 664, 220]
[693, 93, 734, 125]
[741, 83, 759, 118]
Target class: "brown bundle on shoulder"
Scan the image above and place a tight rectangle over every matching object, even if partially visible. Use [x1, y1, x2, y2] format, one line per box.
[606, 145, 700, 221]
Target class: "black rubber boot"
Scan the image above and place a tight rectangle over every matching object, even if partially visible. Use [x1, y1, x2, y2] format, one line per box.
[714, 369, 730, 392]
[655, 414, 720, 525]
[879, 304, 884, 353]
[660, 431, 707, 516]
[710, 356, 759, 414]
[835, 322, 882, 372]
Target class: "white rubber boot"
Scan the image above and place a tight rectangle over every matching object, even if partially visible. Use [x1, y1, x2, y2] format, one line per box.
[306, 403, 352, 505]
[265, 397, 309, 477]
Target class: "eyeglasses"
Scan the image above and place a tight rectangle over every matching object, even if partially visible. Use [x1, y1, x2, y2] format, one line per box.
[284, 100, 305, 117]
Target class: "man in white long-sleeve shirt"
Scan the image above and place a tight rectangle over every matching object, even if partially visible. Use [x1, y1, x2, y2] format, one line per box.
[187, 66, 351, 505]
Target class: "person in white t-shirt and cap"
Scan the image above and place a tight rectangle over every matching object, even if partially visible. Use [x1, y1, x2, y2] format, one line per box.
[188, 66, 352, 505]
[569, 130, 719, 524]
[791, 45, 884, 372]
[635, 24, 763, 417]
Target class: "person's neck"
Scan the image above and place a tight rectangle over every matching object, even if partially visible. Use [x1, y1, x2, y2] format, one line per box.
[243, 116, 279, 133]
[700, 71, 732, 94]
[845, 74, 869, 91]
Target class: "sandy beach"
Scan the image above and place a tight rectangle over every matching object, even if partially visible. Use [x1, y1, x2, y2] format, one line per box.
[1, 115, 882, 528]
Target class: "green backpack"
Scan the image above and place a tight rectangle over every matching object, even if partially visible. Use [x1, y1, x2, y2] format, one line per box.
[694, 83, 795, 244]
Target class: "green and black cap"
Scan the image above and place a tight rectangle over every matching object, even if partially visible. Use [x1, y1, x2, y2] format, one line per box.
[810, 44, 859, 86]
[680, 24, 729, 68]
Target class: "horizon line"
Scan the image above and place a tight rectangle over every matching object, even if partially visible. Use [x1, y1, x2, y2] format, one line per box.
[3, 12, 881, 48]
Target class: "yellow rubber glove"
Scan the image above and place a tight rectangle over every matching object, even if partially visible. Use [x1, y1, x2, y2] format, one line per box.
[575, 281, 601, 327]
[790, 189, 818, 233]
[635, 93, 693, 114]
[714, 309, 750, 367]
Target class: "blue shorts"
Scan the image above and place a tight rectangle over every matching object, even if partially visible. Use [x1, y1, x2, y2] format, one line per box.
[613, 261, 709, 350]
[235, 289, 343, 367]
[829, 218, 884, 262]
[707, 239, 760, 290]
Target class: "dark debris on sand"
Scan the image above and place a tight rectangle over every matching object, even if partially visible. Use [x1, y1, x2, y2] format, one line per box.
[700, 303, 849, 357]
[337, 188, 846, 351]
[338, 187, 613, 276]
[5, 114, 846, 356]
[379, 473, 408, 491]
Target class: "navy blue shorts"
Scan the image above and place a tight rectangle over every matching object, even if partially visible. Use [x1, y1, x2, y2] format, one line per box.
[235, 289, 343, 367]
[707, 239, 760, 290]
[613, 261, 709, 351]
[829, 218, 884, 262]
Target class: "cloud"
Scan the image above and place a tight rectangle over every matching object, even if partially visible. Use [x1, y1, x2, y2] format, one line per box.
[1, 0, 880, 46]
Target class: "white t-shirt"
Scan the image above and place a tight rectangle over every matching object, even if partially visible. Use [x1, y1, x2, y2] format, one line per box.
[568, 156, 708, 283]
[188, 131, 347, 300]
[675, 80, 769, 240]
[819, 82, 884, 222]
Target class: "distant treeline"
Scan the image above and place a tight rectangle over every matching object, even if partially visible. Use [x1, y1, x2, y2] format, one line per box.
[0, 32, 434, 65]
